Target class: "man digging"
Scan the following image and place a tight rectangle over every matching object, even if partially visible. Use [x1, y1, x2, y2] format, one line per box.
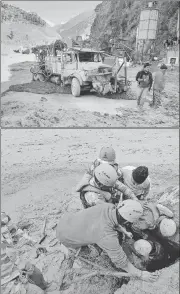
[56, 201, 159, 282]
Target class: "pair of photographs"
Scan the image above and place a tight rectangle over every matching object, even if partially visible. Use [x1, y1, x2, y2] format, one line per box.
[1, 1, 179, 294]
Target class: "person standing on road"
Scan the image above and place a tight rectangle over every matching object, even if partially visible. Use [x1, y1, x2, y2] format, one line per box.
[135, 63, 153, 109]
[150, 64, 168, 109]
[56, 201, 159, 282]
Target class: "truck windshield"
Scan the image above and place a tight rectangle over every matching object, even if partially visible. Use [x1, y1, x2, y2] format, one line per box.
[78, 52, 101, 62]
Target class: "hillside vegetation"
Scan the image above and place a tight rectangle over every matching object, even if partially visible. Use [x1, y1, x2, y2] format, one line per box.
[90, 0, 179, 52]
[1, 1, 60, 53]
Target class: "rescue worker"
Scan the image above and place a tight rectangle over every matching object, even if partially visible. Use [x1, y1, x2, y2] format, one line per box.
[136, 62, 153, 109]
[150, 64, 168, 109]
[132, 202, 177, 239]
[76, 147, 137, 205]
[119, 165, 151, 201]
[130, 201, 179, 266]
[76, 164, 137, 209]
[124, 208, 179, 272]
[123, 238, 166, 272]
[56, 200, 159, 282]
[88, 146, 122, 178]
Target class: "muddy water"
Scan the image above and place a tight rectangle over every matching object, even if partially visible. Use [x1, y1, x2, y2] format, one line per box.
[1, 53, 35, 83]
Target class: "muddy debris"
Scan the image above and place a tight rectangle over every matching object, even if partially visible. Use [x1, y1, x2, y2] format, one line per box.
[2, 187, 179, 294]
[8, 82, 72, 95]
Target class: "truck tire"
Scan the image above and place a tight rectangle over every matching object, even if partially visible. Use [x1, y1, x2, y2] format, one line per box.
[32, 73, 38, 81]
[71, 78, 81, 97]
[37, 74, 45, 82]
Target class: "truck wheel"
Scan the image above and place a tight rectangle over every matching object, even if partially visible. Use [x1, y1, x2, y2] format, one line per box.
[71, 78, 81, 97]
[37, 74, 45, 82]
[33, 74, 38, 81]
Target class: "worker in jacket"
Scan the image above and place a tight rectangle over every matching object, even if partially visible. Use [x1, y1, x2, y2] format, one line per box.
[124, 201, 179, 272]
[136, 62, 153, 108]
[76, 164, 137, 209]
[119, 166, 151, 201]
[56, 200, 159, 282]
[132, 202, 178, 242]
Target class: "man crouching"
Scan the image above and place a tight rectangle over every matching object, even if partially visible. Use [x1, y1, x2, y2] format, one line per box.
[56, 200, 159, 282]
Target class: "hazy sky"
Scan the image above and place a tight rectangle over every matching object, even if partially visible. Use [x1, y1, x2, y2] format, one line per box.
[6, 1, 102, 25]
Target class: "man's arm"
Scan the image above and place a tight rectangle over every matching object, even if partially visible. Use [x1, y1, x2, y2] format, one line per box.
[115, 180, 137, 200]
[136, 71, 140, 81]
[117, 168, 123, 181]
[143, 180, 151, 200]
[97, 233, 159, 281]
[97, 233, 130, 270]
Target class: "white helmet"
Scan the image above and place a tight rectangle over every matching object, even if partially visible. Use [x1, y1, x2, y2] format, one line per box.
[117, 200, 143, 223]
[98, 147, 116, 164]
[159, 218, 177, 237]
[94, 164, 118, 187]
[134, 239, 152, 256]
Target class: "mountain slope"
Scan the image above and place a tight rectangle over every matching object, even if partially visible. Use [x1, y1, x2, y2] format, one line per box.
[90, 0, 179, 52]
[55, 10, 94, 33]
[54, 10, 95, 45]
[1, 1, 61, 53]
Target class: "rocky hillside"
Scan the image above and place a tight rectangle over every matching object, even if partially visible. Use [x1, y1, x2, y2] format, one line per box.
[90, 0, 179, 53]
[1, 1, 60, 53]
[54, 10, 95, 46]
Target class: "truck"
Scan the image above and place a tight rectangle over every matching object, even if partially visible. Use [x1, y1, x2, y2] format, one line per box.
[30, 40, 130, 97]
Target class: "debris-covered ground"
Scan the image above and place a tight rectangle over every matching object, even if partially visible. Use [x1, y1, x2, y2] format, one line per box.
[1, 129, 179, 294]
[1, 57, 179, 127]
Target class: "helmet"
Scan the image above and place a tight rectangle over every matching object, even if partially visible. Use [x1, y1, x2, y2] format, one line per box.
[132, 166, 149, 184]
[159, 218, 177, 237]
[98, 147, 116, 164]
[117, 200, 143, 223]
[134, 239, 152, 256]
[94, 164, 118, 187]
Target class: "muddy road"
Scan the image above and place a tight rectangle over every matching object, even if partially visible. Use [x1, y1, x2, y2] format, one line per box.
[1, 60, 179, 127]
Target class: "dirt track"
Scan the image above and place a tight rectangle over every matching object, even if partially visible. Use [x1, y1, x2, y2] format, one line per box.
[1, 59, 179, 127]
